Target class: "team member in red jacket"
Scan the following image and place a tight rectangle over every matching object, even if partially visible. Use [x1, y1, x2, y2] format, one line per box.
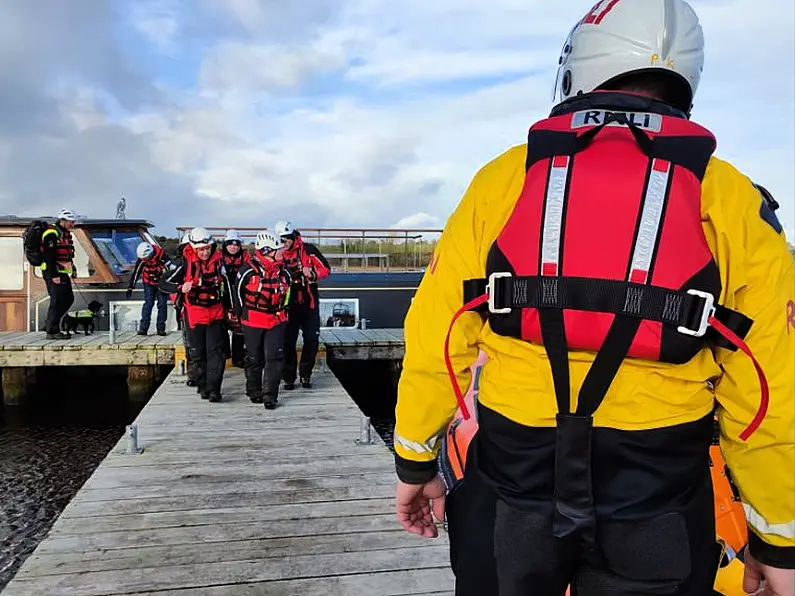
[160, 227, 230, 403]
[221, 229, 251, 367]
[233, 229, 292, 409]
[127, 241, 172, 336]
[274, 220, 331, 389]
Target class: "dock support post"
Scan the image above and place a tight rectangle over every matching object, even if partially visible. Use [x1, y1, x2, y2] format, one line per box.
[127, 366, 156, 403]
[1, 367, 34, 406]
[125, 423, 144, 454]
[355, 415, 375, 445]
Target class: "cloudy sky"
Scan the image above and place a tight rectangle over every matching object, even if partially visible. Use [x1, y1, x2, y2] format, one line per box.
[0, 0, 792, 238]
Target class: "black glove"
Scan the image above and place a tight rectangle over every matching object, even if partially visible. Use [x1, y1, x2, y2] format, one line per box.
[125, 288, 132, 299]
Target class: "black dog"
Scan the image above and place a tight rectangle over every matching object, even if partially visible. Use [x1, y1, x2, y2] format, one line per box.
[61, 300, 105, 335]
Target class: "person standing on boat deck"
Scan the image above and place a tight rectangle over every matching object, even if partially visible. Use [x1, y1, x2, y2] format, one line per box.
[392, 1, 795, 595]
[232, 229, 292, 409]
[40, 208, 77, 340]
[221, 229, 250, 367]
[160, 227, 230, 403]
[126, 241, 172, 336]
[274, 220, 331, 390]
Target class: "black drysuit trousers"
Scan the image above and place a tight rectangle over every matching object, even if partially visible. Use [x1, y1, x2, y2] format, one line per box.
[44, 274, 74, 334]
[283, 300, 320, 383]
[185, 319, 225, 395]
[242, 323, 286, 399]
[447, 434, 721, 596]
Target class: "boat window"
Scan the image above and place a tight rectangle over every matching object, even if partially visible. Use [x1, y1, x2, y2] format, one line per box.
[72, 237, 95, 278]
[89, 230, 143, 274]
[0, 236, 24, 290]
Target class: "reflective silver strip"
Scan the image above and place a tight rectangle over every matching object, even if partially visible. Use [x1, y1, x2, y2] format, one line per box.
[628, 159, 670, 284]
[743, 503, 795, 540]
[394, 433, 440, 455]
[540, 156, 570, 276]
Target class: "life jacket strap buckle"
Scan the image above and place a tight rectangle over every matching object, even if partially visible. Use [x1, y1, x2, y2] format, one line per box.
[487, 271, 513, 314]
[677, 289, 716, 337]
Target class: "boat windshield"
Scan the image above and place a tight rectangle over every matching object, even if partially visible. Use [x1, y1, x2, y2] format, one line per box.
[89, 230, 143, 274]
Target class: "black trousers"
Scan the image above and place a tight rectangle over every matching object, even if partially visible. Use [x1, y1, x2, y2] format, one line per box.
[185, 319, 226, 395]
[445, 441, 499, 596]
[242, 323, 286, 399]
[231, 332, 246, 365]
[283, 301, 320, 383]
[44, 274, 74, 334]
[446, 434, 721, 596]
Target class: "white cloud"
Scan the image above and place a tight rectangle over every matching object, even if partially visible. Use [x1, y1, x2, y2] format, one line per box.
[0, 0, 792, 242]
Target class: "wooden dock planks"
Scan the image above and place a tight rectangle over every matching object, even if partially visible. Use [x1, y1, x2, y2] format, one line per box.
[1, 367, 454, 596]
[0, 329, 406, 366]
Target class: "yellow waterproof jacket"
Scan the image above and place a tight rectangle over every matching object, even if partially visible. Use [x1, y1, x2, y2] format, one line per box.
[394, 145, 795, 562]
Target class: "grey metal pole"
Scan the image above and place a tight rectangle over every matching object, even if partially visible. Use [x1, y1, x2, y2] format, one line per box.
[125, 423, 143, 454]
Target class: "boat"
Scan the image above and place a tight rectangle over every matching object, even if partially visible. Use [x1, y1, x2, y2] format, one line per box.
[0, 216, 438, 333]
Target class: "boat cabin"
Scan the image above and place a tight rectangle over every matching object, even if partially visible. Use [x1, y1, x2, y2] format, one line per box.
[0, 216, 157, 332]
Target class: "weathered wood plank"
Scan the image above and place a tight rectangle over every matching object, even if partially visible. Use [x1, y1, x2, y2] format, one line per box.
[18, 530, 442, 575]
[0, 329, 403, 366]
[5, 546, 451, 596]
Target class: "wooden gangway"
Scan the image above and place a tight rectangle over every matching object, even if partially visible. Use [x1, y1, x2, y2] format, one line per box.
[1, 367, 454, 595]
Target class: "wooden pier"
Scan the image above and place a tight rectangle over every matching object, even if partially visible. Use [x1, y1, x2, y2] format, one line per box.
[0, 328, 405, 367]
[1, 366, 454, 595]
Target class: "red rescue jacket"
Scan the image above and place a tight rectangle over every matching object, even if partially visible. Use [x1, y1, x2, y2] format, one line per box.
[234, 253, 291, 329]
[161, 245, 227, 327]
[280, 235, 330, 308]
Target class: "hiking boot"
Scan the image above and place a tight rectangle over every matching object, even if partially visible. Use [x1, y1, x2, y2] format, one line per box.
[200, 390, 210, 400]
[187, 377, 197, 387]
[46, 332, 71, 340]
[264, 397, 278, 409]
[300, 377, 312, 389]
[137, 330, 147, 336]
[208, 391, 222, 403]
[283, 381, 295, 391]
[248, 392, 263, 404]
[157, 330, 167, 337]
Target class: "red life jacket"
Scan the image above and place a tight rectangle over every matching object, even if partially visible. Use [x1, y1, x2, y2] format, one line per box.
[184, 248, 224, 308]
[223, 249, 249, 281]
[238, 254, 290, 328]
[141, 245, 167, 285]
[49, 225, 75, 263]
[447, 93, 768, 442]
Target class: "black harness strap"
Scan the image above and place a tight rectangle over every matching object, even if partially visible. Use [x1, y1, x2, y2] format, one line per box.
[462, 275, 751, 351]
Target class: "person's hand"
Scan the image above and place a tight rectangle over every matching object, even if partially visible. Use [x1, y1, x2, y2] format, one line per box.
[395, 476, 446, 538]
[51, 277, 60, 284]
[743, 548, 795, 595]
[302, 266, 315, 280]
[181, 281, 193, 294]
[125, 289, 132, 299]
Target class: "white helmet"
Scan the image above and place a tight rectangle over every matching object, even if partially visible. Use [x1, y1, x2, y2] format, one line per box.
[554, 0, 704, 111]
[136, 242, 155, 260]
[57, 208, 76, 222]
[224, 229, 242, 243]
[255, 229, 283, 252]
[188, 226, 213, 249]
[273, 220, 296, 238]
[179, 232, 190, 247]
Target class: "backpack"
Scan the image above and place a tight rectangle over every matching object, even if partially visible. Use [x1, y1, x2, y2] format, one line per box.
[22, 220, 50, 267]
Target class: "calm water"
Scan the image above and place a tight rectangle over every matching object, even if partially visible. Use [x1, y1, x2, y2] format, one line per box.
[0, 366, 161, 590]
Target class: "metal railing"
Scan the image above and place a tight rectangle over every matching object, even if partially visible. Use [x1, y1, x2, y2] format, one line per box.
[173, 227, 443, 272]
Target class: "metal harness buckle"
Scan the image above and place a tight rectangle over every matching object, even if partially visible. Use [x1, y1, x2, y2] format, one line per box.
[487, 272, 512, 314]
[677, 289, 716, 337]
